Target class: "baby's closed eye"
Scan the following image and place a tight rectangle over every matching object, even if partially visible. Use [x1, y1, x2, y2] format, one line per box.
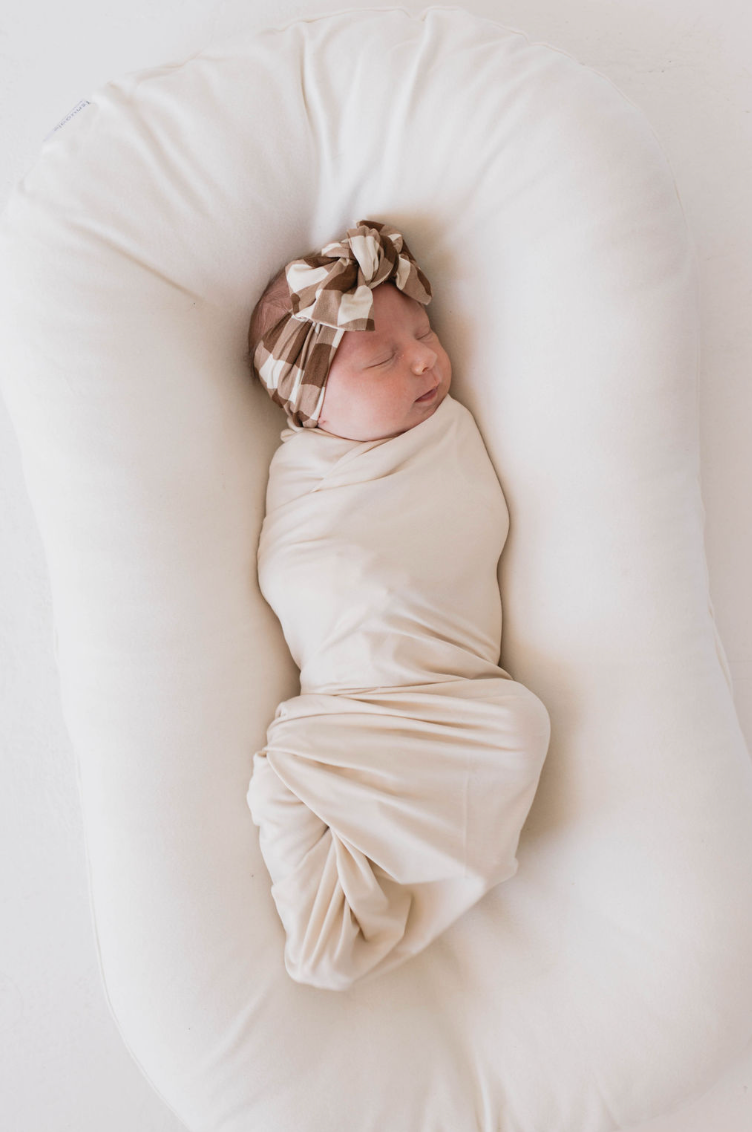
[368, 328, 435, 368]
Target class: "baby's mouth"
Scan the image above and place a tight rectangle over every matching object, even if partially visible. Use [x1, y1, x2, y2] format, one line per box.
[415, 382, 439, 403]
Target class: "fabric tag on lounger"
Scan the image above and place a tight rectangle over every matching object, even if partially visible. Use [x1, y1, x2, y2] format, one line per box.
[44, 99, 91, 142]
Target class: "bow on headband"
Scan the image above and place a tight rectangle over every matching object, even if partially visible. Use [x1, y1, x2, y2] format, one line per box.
[253, 219, 432, 429]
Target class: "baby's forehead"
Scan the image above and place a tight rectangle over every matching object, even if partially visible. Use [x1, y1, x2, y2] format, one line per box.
[372, 293, 430, 331]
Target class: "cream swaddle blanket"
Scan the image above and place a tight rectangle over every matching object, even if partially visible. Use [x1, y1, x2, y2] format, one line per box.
[247, 392, 551, 990]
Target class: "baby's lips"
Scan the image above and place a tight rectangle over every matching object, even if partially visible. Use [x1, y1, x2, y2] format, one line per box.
[415, 381, 439, 401]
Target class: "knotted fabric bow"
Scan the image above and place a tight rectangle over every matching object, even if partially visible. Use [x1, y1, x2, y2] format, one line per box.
[253, 219, 433, 429]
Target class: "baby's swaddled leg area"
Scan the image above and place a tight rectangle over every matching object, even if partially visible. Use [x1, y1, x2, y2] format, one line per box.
[459, 680, 551, 883]
[247, 740, 412, 993]
[246, 686, 550, 992]
[248, 752, 326, 889]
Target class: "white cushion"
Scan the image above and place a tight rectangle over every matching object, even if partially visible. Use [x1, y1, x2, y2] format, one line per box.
[2, 5, 752, 1130]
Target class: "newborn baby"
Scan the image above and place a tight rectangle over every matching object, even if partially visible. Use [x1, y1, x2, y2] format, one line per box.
[246, 220, 551, 991]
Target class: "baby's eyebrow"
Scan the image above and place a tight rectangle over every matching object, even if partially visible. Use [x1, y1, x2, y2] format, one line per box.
[364, 314, 431, 353]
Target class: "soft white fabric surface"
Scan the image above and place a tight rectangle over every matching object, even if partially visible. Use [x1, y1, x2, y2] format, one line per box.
[2, 5, 752, 1131]
[248, 393, 550, 989]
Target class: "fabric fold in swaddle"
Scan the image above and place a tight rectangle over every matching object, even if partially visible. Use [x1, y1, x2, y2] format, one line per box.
[247, 394, 551, 990]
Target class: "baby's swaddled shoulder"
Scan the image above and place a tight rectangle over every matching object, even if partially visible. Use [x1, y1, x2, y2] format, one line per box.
[265, 427, 357, 511]
[442, 395, 506, 497]
[265, 436, 320, 511]
[445, 394, 487, 445]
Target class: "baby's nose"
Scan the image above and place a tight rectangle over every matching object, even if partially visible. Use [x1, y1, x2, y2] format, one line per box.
[412, 345, 436, 373]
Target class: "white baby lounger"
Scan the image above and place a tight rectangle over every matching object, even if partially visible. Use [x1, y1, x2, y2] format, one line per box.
[2, 5, 752, 1131]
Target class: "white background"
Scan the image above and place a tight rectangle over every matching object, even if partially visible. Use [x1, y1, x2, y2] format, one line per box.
[1, 1, 750, 1129]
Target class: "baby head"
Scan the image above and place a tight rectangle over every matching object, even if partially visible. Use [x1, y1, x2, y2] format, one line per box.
[247, 220, 452, 441]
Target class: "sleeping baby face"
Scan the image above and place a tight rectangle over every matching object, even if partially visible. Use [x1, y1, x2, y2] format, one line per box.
[317, 282, 452, 441]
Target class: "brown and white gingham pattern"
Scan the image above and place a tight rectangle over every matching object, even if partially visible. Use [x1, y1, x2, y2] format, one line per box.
[252, 219, 433, 428]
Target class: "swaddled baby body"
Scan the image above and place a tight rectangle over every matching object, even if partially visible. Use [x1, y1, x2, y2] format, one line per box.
[245, 221, 551, 990]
